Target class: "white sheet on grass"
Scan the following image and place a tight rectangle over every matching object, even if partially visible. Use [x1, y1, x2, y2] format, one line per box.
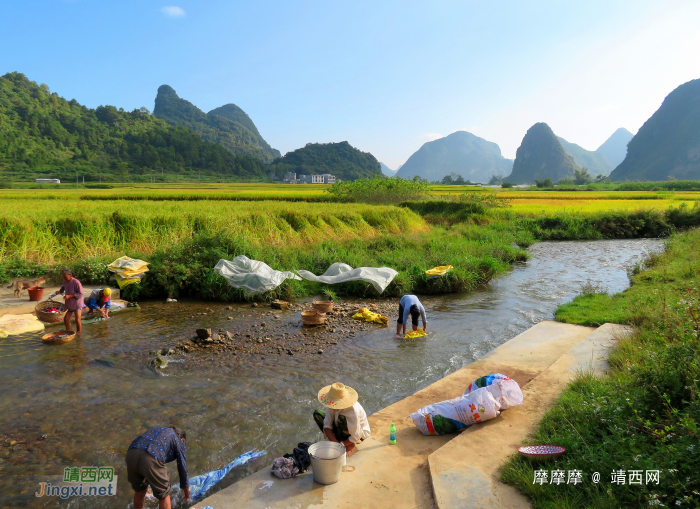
[296, 263, 398, 294]
[214, 256, 302, 294]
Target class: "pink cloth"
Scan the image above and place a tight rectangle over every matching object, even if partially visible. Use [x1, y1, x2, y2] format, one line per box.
[59, 278, 84, 311]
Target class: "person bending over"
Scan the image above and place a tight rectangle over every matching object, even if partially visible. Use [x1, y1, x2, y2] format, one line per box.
[126, 426, 190, 509]
[396, 294, 427, 338]
[85, 287, 112, 318]
[313, 383, 370, 456]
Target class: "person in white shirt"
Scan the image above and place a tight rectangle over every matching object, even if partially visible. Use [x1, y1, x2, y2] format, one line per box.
[313, 382, 371, 456]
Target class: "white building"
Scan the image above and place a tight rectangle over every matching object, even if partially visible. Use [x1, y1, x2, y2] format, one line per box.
[282, 172, 337, 184]
[35, 178, 60, 184]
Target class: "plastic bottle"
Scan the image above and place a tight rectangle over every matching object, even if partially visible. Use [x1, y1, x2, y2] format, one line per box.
[389, 423, 396, 445]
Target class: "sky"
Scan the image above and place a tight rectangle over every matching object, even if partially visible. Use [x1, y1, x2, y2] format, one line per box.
[2, 0, 700, 169]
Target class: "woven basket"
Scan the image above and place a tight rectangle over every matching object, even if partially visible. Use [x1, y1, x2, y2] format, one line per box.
[302, 309, 326, 325]
[42, 330, 76, 345]
[312, 300, 334, 313]
[35, 299, 67, 323]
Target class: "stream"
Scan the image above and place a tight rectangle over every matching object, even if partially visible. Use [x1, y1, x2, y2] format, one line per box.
[0, 239, 664, 508]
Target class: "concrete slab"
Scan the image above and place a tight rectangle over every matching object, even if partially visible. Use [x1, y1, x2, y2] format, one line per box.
[199, 321, 596, 509]
[427, 323, 632, 509]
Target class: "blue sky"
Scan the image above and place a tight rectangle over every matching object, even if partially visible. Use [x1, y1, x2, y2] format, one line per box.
[2, 0, 700, 168]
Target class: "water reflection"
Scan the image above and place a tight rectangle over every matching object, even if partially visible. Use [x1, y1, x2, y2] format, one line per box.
[0, 239, 663, 508]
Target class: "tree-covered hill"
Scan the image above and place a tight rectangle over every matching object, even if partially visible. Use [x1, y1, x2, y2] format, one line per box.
[506, 123, 579, 184]
[610, 78, 700, 181]
[0, 72, 268, 181]
[268, 141, 382, 181]
[154, 85, 280, 163]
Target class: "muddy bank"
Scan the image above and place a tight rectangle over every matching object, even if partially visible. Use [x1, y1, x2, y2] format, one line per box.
[152, 300, 399, 366]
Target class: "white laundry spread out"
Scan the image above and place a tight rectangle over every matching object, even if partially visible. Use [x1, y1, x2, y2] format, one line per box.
[296, 263, 398, 294]
[214, 256, 302, 294]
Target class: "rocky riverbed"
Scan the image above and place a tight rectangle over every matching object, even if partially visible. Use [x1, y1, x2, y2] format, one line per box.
[149, 300, 399, 368]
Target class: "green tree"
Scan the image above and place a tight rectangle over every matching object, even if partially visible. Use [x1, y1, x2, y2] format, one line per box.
[574, 168, 593, 185]
[535, 178, 553, 188]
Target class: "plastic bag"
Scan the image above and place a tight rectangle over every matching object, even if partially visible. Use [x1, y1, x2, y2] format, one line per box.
[214, 256, 301, 294]
[464, 373, 524, 410]
[409, 387, 501, 435]
[297, 263, 398, 294]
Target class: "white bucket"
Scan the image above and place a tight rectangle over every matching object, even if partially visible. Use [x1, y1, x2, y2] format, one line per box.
[308, 442, 346, 485]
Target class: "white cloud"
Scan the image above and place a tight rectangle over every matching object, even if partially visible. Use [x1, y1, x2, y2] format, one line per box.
[419, 132, 443, 143]
[162, 6, 185, 17]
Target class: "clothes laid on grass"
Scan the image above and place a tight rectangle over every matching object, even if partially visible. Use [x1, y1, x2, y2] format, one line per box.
[296, 263, 398, 294]
[126, 448, 173, 500]
[313, 402, 371, 444]
[128, 427, 188, 489]
[425, 265, 453, 278]
[57, 278, 84, 311]
[352, 307, 389, 324]
[398, 295, 426, 326]
[214, 255, 302, 294]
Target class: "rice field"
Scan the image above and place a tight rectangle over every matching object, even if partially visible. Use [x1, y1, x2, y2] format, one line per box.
[0, 200, 428, 263]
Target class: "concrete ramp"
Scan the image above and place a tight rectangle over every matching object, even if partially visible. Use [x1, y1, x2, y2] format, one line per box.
[198, 321, 625, 509]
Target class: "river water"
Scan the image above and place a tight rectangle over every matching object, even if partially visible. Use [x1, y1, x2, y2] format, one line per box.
[0, 239, 663, 508]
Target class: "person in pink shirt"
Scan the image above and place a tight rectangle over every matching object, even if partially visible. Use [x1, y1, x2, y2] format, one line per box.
[50, 269, 84, 334]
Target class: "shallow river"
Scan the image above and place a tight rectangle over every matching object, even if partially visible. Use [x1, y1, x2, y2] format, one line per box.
[0, 239, 663, 508]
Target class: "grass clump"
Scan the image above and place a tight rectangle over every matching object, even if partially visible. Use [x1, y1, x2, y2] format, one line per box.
[502, 227, 700, 508]
[326, 175, 430, 204]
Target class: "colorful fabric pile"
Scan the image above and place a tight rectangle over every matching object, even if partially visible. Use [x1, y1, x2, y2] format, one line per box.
[44, 307, 62, 313]
[352, 307, 389, 324]
[108, 256, 150, 289]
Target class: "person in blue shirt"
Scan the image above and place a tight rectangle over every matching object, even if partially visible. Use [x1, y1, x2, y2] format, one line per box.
[126, 426, 190, 509]
[84, 287, 112, 318]
[396, 294, 427, 338]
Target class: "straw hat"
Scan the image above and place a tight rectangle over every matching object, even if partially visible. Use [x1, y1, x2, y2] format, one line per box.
[317, 383, 359, 409]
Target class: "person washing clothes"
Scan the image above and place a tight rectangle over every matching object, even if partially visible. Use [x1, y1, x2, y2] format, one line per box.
[395, 294, 427, 338]
[49, 269, 84, 334]
[126, 426, 190, 509]
[313, 383, 370, 456]
[85, 287, 112, 318]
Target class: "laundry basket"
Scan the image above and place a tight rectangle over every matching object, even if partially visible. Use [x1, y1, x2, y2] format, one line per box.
[35, 299, 66, 323]
[312, 300, 334, 313]
[301, 309, 326, 325]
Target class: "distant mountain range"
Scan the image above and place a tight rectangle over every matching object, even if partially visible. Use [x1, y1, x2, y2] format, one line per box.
[596, 128, 633, 168]
[153, 85, 280, 163]
[395, 131, 513, 183]
[610, 78, 700, 181]
[269, 141, 382, 181]
[556, 136, 613, 176]
[380, 162, 397, 175]
[506, 123, 579, 184]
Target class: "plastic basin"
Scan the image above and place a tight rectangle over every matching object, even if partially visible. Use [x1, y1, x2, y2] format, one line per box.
[27, 287, 45, 302]
[308, 442, 345, 485]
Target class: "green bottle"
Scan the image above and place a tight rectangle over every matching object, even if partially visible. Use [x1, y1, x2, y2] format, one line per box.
[389, 423, 396, 445]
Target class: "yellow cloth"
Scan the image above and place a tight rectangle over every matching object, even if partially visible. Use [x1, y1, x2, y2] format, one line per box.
[404, 329, 427, 339]
[352, 307, 389, 325]
[115, 273, 142, 289]
[426, 265, 453, 277]
[109, 256, 150, 287]
[0, 314, 45, 335]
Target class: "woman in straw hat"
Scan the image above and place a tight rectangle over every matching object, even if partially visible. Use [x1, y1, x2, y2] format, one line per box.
[313, 383, 371, 456]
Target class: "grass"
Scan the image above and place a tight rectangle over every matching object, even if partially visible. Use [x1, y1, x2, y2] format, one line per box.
[501, 228, 700, 508]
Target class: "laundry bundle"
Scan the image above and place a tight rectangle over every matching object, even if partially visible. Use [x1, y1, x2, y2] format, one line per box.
[108, 256, 149, 289]
[353, 307, 389, 325]
[44, 307, 62, 313]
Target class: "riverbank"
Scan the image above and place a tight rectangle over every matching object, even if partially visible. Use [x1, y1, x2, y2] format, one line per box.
[501, 227, 700, 508]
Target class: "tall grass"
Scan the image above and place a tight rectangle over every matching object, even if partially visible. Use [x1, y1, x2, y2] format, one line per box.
[0, 200, 428, 263]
